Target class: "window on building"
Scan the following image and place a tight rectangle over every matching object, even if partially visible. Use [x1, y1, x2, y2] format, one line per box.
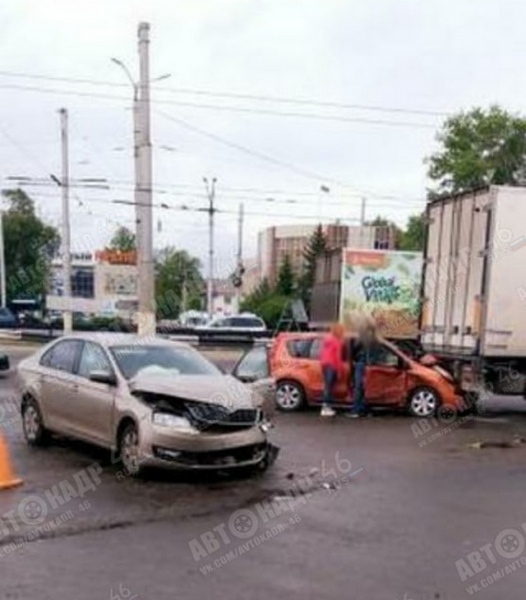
[71, 269, 95, 298]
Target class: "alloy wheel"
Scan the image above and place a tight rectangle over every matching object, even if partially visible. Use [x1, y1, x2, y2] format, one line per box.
[23, 404, 41, 442]
[276, 382, 304, 411]
[409, 388, 438, 418]
[121, 426, 141, 476]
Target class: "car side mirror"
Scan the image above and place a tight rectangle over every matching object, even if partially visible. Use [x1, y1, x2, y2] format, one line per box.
[237, 374, 258, 384]
[89, 370, 117, 386]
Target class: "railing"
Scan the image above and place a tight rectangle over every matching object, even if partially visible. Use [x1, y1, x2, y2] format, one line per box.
[0, 327, 273, 347]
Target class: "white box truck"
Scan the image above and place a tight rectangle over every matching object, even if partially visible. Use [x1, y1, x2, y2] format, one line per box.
[421, 185, 526, 398]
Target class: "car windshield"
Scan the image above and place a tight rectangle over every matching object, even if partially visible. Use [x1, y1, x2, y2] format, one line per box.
[110, 344, 221, 380]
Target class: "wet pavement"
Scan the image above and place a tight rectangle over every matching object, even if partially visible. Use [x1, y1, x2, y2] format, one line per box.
[2, 345, 526, 599]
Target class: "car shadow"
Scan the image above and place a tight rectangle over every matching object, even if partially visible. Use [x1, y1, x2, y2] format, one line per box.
[48, 435, 276, 486]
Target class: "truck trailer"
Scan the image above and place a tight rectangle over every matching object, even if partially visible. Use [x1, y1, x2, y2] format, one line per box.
[310, 185, 526, 405]
[421, 185, 526, 398]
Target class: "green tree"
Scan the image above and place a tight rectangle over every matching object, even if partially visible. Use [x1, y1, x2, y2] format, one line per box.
[154, 247, 203, 319]
[299, 224, 327, 308]
[240, 279, 271, 314]
[257, 295, 289, 330]
[427, 105, 526, 196]
[240, 280, 288, 330]
[107, 225, 136, 252]
[276, 254, 295, 296]
[2, 189, 60, 301]
[398, 213, 426, 251]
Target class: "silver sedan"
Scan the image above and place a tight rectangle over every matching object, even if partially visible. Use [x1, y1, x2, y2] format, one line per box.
[17, 333, 277, 476]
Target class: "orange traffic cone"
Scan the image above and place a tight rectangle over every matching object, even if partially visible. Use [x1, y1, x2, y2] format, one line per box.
[0, 434, 22, 490]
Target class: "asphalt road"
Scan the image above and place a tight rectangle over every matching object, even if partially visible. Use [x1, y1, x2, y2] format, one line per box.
[2, 345, 526, 599]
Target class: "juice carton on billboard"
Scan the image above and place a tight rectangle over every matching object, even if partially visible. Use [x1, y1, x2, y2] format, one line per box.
[339, 249, 423, 338]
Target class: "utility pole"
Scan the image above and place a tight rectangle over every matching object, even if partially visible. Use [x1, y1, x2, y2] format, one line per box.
[136, 22, 155, 336]
[360, 197, 367, 249]
[235, 203, 244, 313]
[0, 211, 6, 308]
[181, 278, 188, 313]
[203, 177, 216, 320]
[60, 108, 72, 334]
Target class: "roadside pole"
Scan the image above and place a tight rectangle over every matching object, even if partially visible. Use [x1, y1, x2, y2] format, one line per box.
[59, 108, 72, 334]
[0, 211, 6, 308]
[136, 22, 156, 336]
[203, 177, 216, 320]
[235, 202, 244, 313]
[360, 197, 367, 248]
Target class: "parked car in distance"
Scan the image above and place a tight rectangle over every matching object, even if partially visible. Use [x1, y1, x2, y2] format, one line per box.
[0, 353, 10, 372]
[269, 332, 466, 418]
[178, 310, 209, 328]
[0, 307, 17, 329]
[17, 333, 276, 476]
[197, 313, 267, 333]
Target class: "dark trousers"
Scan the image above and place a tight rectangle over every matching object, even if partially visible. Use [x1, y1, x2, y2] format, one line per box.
[352, 360, 366, 414]
[322, 365, 337, 406]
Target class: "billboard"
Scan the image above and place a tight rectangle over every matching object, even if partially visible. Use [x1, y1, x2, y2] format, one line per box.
[340, 249, 423, 338]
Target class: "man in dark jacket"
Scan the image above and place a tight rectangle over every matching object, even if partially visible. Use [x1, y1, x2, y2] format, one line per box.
[345, 322, 378, 417]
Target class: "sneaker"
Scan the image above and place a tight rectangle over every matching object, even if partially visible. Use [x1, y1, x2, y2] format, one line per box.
[320, 406, 336, 417]
[346, 412, 360, 419]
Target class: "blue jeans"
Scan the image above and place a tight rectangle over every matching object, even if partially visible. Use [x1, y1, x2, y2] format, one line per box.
[352, 360, 366, 414]
[322, 365, 337, 406]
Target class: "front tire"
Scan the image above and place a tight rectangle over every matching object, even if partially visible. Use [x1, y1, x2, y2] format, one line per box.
[407, 387, 439, 418]
[119, 423, 143, 477]
[22, 398, 50, 446]
[276, 380, 305, 412]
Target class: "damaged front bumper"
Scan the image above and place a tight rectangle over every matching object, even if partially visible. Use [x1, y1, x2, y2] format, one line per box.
[139, 423, 279, 471]
[150, 441, 279, 471]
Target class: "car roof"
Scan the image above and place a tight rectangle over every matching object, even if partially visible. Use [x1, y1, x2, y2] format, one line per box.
[276, 331, 361, 341]
[276, 332, 321, 340]
[57, 332, 189, 348]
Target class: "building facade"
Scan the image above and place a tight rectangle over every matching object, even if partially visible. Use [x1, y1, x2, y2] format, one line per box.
[240, 258, 261, 298]
[211, 278, 239, 316]
[47, 250, 139, 317]
[256, 223, 395, 284]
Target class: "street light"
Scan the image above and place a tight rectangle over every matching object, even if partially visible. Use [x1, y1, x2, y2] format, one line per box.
[111, 53, 171, 335]
[111, 57, 171, 96]
[318, 184, 330, 222]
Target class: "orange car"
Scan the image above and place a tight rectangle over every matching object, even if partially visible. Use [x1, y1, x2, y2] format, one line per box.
[269, 332, 465, 417]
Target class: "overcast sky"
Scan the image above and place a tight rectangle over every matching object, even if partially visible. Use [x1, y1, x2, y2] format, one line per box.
[0, 0, 525, 274]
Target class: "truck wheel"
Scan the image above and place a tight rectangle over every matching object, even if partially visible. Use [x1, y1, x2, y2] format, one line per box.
[276, 381, 305, 412]
[408, 387, 439, 418]
[460, 392, 481, 416]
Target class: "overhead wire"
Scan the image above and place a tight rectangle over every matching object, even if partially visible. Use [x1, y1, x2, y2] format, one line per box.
[0, 82, 437, 129]
[0, 69, 449, 117]
[12, 174, 426, 204]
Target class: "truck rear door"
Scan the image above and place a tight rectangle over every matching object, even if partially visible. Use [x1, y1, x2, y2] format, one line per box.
[421, 189, 491, 354]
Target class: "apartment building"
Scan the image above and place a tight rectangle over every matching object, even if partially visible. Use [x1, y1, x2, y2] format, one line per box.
[256, 223, 395, 284]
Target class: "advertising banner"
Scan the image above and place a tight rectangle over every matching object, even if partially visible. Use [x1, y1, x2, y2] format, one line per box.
[340, 249, 423, 338]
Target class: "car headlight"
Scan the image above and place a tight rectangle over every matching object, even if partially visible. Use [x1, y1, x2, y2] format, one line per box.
[152, 412, 200, 434]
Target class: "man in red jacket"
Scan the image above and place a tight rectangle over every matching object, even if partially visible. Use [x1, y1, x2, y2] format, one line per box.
[319, 323, 345, 417]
